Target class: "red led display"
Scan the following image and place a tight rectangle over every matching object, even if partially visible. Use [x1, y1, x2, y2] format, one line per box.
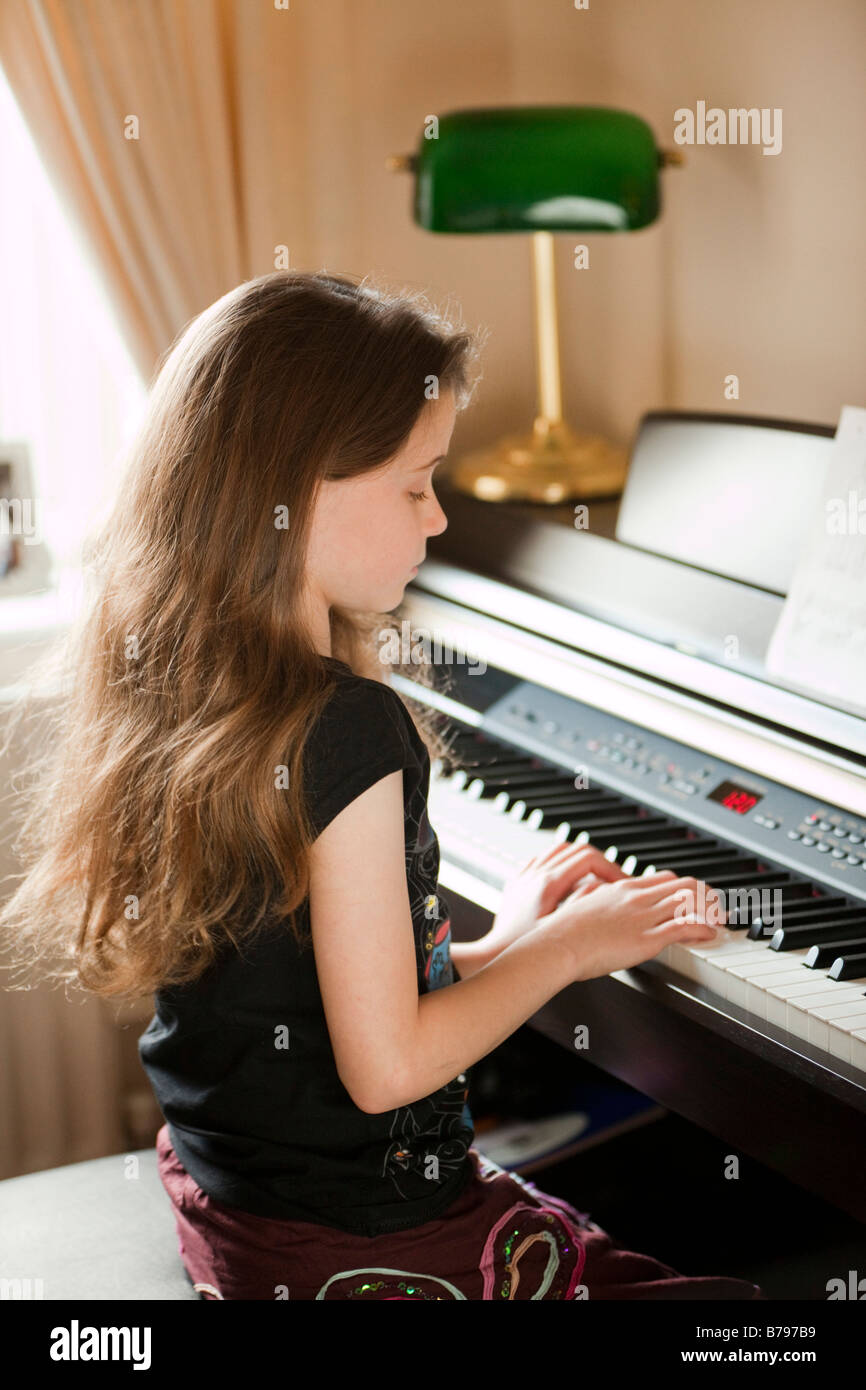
[707, 779, 764, 815]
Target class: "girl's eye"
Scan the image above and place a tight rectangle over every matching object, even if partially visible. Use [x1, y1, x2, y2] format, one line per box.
[408, 490, 429, 502]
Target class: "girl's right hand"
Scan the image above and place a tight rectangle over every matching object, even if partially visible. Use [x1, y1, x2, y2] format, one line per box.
[545, 869, 727, 982]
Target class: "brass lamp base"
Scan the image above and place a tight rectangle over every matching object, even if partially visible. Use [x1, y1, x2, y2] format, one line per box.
[446, 417, 628, 503]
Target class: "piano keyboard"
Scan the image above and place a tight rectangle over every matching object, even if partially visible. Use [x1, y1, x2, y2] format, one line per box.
[429, 724, 866, 1077]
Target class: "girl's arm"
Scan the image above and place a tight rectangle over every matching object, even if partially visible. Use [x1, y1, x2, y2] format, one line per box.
[449, 937, 500, 981]
[308, 769, 576, 1115]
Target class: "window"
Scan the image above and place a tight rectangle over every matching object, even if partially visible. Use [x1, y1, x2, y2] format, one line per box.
[0, 64, 147, 589]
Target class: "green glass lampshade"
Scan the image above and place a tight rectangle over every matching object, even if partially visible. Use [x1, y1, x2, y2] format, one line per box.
[388, 105, 681, 502]
[414, 106, 662, 234]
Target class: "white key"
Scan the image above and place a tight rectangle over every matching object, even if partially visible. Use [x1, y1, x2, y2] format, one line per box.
[807, 1003, 866, 1051]
[765, 978, 866, 1029]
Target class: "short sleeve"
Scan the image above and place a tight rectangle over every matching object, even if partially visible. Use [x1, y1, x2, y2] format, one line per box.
[302, 678, 409, 840]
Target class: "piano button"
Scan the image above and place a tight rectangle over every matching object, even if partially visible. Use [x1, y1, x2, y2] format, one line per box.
[815, 842, 832, 853]
[848, 833, 863, 844]
[818, 821, 833, 831]
[832, 826, 848, 837]
[828, 953, 866, 982]
[847, 855, 863, 865]
[830, 849, 847, 859]
[787, 830, 802, 840]
[801, 836, 816, 846]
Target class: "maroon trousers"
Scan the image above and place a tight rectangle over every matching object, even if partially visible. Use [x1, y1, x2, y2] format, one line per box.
[156, 1124, 764, 1301]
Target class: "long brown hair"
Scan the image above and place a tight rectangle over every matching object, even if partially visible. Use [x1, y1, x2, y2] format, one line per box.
[0, 270, 483, 1004]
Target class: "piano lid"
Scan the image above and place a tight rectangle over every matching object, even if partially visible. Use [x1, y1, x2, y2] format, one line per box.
[422, 410, 866, 762]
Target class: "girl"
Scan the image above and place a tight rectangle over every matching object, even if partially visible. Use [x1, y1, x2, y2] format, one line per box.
[0, 270, 763, 1301]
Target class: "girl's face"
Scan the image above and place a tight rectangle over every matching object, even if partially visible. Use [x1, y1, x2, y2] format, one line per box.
[303, 390, 455, 636]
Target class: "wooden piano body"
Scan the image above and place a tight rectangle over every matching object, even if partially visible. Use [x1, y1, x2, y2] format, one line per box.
[396, 411, 866, 1225]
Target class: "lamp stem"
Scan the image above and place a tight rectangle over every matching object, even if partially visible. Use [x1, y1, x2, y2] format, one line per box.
[531, 231, 563, 427]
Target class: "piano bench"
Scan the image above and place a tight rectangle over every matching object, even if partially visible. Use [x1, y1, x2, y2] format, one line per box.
[0, 1148, 199, 1300]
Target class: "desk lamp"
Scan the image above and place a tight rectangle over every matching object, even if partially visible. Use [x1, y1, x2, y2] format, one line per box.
[387, 106, 682, 503]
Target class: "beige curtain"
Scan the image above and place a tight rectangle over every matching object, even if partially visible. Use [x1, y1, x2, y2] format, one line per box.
[0, 0, 361, 382]
[0, 0, 370, 1174]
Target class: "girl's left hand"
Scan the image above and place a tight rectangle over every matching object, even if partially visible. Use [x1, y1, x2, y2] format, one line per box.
[482, 839, 631, 958]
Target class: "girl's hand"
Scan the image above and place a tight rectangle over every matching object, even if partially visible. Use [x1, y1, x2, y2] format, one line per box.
[482, 839, 638, 959]
[547, 870, 727, 982]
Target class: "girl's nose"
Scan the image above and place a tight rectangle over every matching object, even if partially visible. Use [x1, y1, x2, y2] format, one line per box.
[427, 495, 448, 536]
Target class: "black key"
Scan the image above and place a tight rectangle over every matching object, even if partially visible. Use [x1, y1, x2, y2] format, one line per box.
[827, 953, 866, 982]
[769, 918, 866, 950]
[805, 937, 866, 968]
[501, 789, 622, 810]
[704, 871, 792, 889]
[548, 812, 671, 833]
[752, 905, 865, 940]
[623, 849, 737, 875]
[581, 826, 698, 851]
[465, 772, 566, 800]
[751, 895, 849, 924]
[465, 767, 564, 789]
[725, 880, 817, 924]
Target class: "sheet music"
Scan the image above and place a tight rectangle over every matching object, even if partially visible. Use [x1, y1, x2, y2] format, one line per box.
[765, 405, 866, 717]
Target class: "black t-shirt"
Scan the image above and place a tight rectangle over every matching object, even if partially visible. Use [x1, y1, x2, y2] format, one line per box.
[138, 658, 475, 1236]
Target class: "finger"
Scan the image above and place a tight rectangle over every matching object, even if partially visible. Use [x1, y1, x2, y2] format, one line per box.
[653, 884, 727, 926]
[549, 845, 629, 886]
[531, 837, 576, 867]
[572, 875, 603, 898]
[647, 915, 719, 942]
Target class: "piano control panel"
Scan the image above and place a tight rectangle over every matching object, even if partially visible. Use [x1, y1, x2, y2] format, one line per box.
[465, 674, 866, 900]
